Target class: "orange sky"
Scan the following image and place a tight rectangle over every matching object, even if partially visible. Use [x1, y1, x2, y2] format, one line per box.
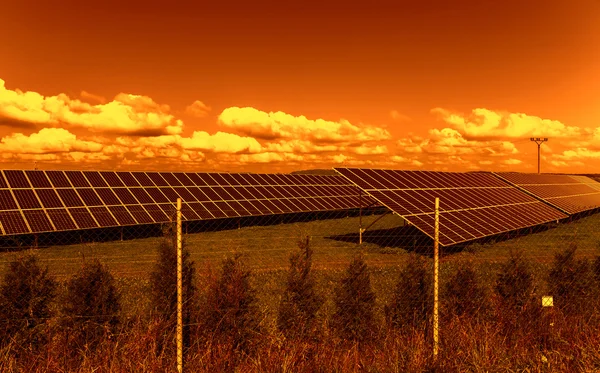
[0, 0, 599, 173]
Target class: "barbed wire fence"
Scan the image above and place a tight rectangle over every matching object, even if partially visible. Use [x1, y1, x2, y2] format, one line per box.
[0, 197, 599, 372]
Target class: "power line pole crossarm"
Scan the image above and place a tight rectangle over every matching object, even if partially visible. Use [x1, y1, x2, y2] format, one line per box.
[530, 137, 548, 174]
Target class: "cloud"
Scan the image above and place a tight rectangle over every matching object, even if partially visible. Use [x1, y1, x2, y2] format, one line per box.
[432, 107, 584, 140]
[0, 79, 184, 136]
[398, 128, 518, 157]
[552, 148, 600, 165]
[218, 106, 391, 144]
[0, 128, 103, 154]
[116, 131, 262, 154]
[185, 100, 211, 118]
[390, 110, 411, 121]
[80, 91, 106, 104]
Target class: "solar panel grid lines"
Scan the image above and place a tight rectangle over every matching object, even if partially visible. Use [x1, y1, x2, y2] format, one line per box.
[334, 167, 569, 246]
[495, 172, 600, 215]
[0, 170, 371, 237]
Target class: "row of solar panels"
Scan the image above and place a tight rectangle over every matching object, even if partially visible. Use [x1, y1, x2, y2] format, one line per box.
[0, 170, 377, 236]
[334, 168, 600, 247]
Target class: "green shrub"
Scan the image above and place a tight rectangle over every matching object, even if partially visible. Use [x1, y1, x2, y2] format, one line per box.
[61, 258, 120, 351]
[0, 253, 57, 350]
[277, 236, 324, 339]
[149, 226, 197, 351]
[548, 243, 594, 315]
[332, 254, 378, 342]
[495, 250, 535, 311]
[202, 253, 261, 352]
[385, 254, 432, 330]
[444, 261, 485, 319]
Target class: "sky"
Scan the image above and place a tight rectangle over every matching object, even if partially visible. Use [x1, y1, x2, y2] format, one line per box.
[0, 0, 599, 173]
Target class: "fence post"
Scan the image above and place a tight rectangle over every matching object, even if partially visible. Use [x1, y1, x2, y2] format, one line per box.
[433, 197, 440, 362]
[176, 198, 183, 373]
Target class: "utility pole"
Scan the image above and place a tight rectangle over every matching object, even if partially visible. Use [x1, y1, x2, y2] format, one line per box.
[530, 138, 548, 174]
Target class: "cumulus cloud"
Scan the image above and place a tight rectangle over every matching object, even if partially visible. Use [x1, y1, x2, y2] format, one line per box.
[432, 107, 584, 140]
[0, 128, 103, 154]
[0, 79, 183, 136]
[397, 127, 518, 157]
[185, 100, 211, 118]
[116, 131, 262, 154]
[218, 106, 390, 144]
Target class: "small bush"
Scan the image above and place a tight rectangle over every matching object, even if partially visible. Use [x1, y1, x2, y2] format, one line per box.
[495, 250, 535, 312]
[444, 261, 485, 319]
[149, 226, 197, 351]
[0, 253, 57, 349]
[277, 236, 324, 340]
[332, 254, 378, 342]
[61, 258, 121, 351]
[385, 254, 432, 330]
[202, 253, 261, 352]
[548, 243, 594, 315]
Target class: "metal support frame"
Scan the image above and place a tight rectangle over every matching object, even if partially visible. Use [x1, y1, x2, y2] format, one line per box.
[433, 197, 440, 361]
[358, 189, 390, 244]
[176, 198, 183, 373]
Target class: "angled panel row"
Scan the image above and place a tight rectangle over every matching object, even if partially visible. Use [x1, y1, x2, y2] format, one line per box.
[496, 172, 600, 214]
[334, 168, 569, 246]
[0, 170, 371, 236]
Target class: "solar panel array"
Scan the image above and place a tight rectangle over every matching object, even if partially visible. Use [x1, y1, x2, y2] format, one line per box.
[334, 168, 568, 246]
[0, 170, 374, 236]
[495, 173, 600, 214]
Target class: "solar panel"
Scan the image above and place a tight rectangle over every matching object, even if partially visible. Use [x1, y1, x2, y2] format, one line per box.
[58, 189, 86, 207]
[335, 168, 568, 246]
[100, 171, 125, 187]
[0, 169, 374, 237]
[23, 210, 54, 232]
[126, 205, 154, 224]
[36, 189, 65, 209]
[65, 171, 91, 187]
[4, 170, 31, 188]
[0, 211, 30, 234]
[0, 190, 18, 210]
[147, 172, 168, 186]
[116, 171, 140, 187]
[495, 173, 600, 214]
[13, 189, 42, 209]
[47, 209, 77, 230]
[25, 171, 52, 188]
[0, 172, 8, 188]
[69, 207, 98, 229]
[159, 172, 183, 186]
[46, 171, 72, 188]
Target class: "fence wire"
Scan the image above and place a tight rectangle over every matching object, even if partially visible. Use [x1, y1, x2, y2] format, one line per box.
[0, 200, 599, 372]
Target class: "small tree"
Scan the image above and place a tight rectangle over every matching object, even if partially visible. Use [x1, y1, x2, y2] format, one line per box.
[277, 236, 324, 339]
[495, 250, 535, 312]
[444, 261, 485, 319]
[202, 253, 261, 352]
[332, 254, 377, 342]
[61, 258, 120, 351]
[149, 226, 197, 350]
[548, 243, 594, 315]
[385, 254, 432, 330]
[0, 253, 57, 349]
